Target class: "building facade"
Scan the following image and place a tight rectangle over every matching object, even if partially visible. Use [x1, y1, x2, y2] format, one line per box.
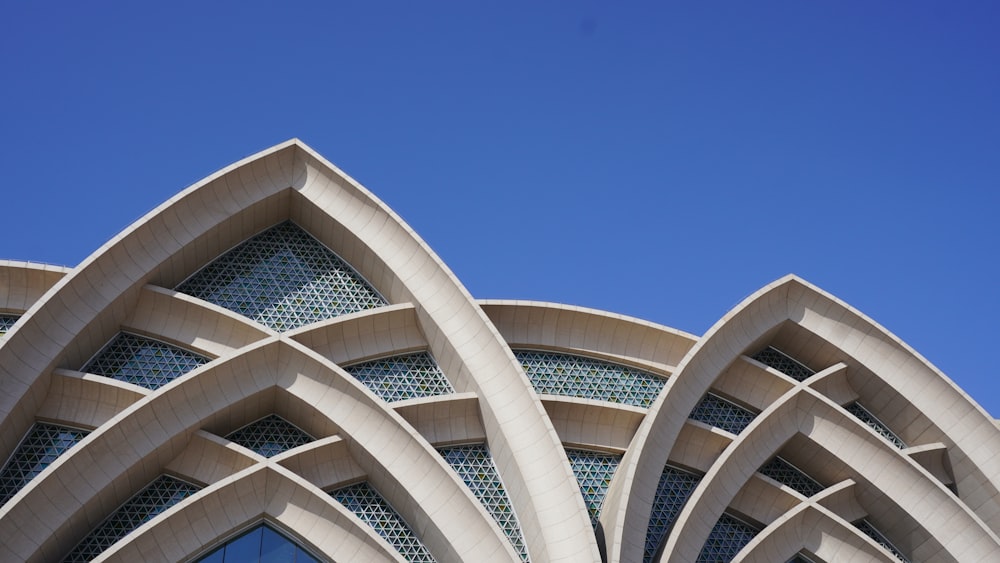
[0, 140, 997, 562]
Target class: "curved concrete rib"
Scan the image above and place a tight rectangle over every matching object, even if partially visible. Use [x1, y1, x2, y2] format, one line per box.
[731, 501, 894, 563]
[99, 463, 404, 563]
[479, 300, 697, 374]
[602, 275, 1000, 563]
[287, 303, 427, 366]
[0, 337, 518, 563]
[663, 385, 998, 562]
[0, 140, 597, 561]
[0, 260, 69, 314]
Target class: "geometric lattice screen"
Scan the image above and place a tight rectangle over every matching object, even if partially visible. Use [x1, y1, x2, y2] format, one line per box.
[0, 314, 18, 337]
[438, 444, 529, 561]
[343, 351, 454, 402]
[750, 346, 815, 382]
[195, 523, 321, 563]
[176, 221, 386, 332]
[0, 423, 89, 506]
[846, 402, 907, 449]
[514, 350, 667, 407]
[644, 465, 702, 563]
[329, 482, 436, 562]
[566, 449, 621, 527]
[689, 393, 759, 435]
[696, 513, 759, 563]
[61, 475, 200, 563]
[855, 519, 909, 562]
[224, 415, 314, 458]
[758, 457, 824, 497]
[83, 332, 209, 390]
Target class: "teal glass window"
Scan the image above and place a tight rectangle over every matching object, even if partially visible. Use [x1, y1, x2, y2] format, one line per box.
[62, 475, 199, 562]
[438, 444, 529, 561]
[225, 415, 314, 458]
[329, 482, 435, 562]
[196, 523, 320, 563]
[344, 352, 453, 402]
[515, 350, 666, 407]
[696, 513, 759, 562]
[644, 465, 701, 563]
[566, 449, 621, 527]
[750, 347, 814, 381]
[0, 423, 89, 506]
[758, 457, 823, 497]
[689, 393, 758, 434]
[83, 332, 209, 390]
[176, 221, 386, 331]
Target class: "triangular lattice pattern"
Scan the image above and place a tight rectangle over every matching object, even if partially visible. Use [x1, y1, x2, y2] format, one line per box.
[0, 314, 18, 338]
[438, 444, 529, 561]
[329, 482, 436, 562]
[644, 465, 702, 563]
[696, 513, 759, 563]
[0, 423, 89, 506]
[344, 352, 454, 402]
[758, 457, 823, 497]
[83, 332, 209, 390]
[855, 519, 909, 562]
[176, 221, 386, 331]
[689, 393, 759, 435]
[566, 449, 621, 527]
[846, 402, 906, 449]
[750, 347, 815, 382]
[515, 350, 667, 407]
[62, 475, 199, 562]
[225, 415, 314, 458]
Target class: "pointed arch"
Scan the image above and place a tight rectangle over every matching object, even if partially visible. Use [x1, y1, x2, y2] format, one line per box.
[602, 275, 1000, 563]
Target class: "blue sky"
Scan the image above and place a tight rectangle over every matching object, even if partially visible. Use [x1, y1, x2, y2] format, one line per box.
[2, 3, 998, 414]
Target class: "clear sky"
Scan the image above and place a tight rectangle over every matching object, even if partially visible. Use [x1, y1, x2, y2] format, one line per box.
[2, 3, 998, 414]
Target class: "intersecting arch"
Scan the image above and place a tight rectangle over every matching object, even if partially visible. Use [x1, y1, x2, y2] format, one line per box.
[0, 336, 522, 562]
[602, 275, 1000, 563]
[0, 140, 598, 561]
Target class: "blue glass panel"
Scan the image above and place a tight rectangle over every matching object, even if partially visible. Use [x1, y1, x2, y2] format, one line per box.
[223, 526, 263, 561]
[83, 332, 208, 390]
[344, 352, 454, 402]
[0, 423, 89, 506]
[260, 525, 297, 563]
[195, 524, 319, 563]
[198, 549, 225, 563]
[515, 350, 666, 407]
[177, 221, 386, 331]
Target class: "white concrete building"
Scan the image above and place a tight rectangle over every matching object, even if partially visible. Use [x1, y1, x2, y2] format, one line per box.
[0, 140, 997, 562]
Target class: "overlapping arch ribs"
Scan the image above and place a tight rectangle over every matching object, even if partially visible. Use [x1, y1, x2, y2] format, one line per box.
[0, 141, 997, 562]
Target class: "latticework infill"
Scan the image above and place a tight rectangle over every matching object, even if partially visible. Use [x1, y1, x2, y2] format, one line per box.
[176, 221, 386, 331]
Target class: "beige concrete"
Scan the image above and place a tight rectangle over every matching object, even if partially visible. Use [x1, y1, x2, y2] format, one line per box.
[603, 275, 1000, 563]
[2, 143, 998, 562]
